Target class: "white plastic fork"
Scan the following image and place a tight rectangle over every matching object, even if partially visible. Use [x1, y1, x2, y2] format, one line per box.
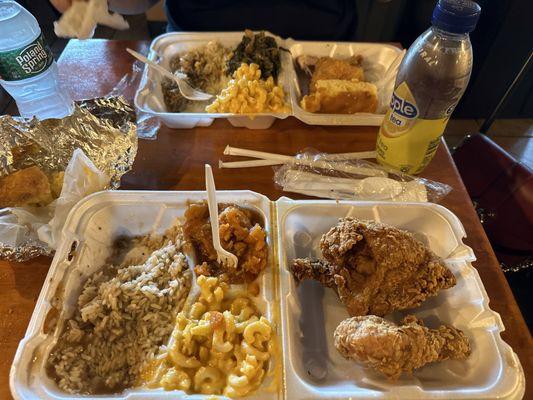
[126, 48, 213, 101]
[205, 164, 238, 269]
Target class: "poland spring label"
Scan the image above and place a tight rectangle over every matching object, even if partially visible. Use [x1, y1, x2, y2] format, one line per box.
[0, 34, 53, 81]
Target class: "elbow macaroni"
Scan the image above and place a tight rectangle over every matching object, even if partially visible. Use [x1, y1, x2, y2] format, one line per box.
[145, 275, 274, 397]
[206, 63, 291, 114]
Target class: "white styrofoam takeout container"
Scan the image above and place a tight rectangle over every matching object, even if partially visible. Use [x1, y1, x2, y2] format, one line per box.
[10, 192, 525, 399]
[135, 32, 291, 130]
[285, 40, 401, 126]
[10, 190, 281, 400]
[276, 199, 525, 399]
[134, 32, 402, 129]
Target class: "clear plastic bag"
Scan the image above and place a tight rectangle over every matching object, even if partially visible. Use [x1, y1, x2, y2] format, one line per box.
[274, 150, 451, 203]
[107, 60, 161, 139]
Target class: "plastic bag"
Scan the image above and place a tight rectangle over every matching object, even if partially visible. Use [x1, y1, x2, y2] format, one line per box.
[1, 149, 109, 261]
[108, 60, 161, 139]
[274, 150, 451, 203]
[37, 149, 109, 248]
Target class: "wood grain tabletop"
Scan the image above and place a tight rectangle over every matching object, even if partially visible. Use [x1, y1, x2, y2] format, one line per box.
[0, 39, 530, 399]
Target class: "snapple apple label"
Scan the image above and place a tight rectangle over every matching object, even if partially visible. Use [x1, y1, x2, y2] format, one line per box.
[390, 92, 418, 119]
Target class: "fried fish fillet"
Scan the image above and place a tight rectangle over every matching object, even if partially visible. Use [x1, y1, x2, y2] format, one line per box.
[334, 315, 471, 379]
[291, 218, 456, 316]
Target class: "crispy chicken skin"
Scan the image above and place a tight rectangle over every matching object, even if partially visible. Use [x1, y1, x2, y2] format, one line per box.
[334, 315, 471, 379]
[291, 218, 456, 316]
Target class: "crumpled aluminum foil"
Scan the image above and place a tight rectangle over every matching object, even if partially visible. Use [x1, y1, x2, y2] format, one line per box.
[0, 96, 138, 261]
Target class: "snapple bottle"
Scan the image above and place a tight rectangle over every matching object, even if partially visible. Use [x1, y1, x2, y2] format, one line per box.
[376, 0, 481, 174]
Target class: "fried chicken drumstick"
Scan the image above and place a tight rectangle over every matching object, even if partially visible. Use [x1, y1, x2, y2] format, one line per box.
[334, 315, 471, 379]
[291, 218, 456, 316]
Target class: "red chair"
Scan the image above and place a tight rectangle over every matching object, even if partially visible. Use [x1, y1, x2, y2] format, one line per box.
[452, 133, 532, 329]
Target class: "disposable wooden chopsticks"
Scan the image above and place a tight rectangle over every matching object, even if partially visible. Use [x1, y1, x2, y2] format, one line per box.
[220, 146, 379, 175]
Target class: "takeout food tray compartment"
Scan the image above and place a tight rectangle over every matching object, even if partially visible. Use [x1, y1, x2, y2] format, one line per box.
[285, 40, 402, 126]
[275, 199, 524, 399]
[10, 190, 280, 400]
[11, 193, 525, 399]
[134, 32, 402, 129]
[135, 32, 291, 130]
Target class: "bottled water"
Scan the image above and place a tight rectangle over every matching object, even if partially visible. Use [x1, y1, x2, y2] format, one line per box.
[0, 1, 73, 120]
[376, 0, 481, 174]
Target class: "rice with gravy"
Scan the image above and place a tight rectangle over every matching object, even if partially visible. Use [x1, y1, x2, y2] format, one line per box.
[47, 224, 192, 394]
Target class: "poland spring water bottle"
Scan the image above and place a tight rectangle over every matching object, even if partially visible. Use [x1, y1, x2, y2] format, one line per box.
[376, 0, 481, 174]
[0, 1, 73, 119]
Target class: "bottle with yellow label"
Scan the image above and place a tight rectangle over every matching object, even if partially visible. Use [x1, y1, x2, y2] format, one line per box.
[376, 0, 481, 174]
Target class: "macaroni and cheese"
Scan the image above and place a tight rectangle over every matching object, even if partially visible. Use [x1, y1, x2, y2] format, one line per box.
[145, 275, 274, 397]
[206, 63, 290, 114]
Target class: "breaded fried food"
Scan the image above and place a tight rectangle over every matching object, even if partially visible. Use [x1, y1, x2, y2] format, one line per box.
[291, 217, 456, 316]
[301, 80, 378, 114]
[310, 56, 364, 90]
[334, 315, 471, 379]
[0, 166, 53, 207]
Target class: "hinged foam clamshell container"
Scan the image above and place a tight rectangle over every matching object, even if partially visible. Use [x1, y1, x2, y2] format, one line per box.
[134, 32, 402, 129]
[11, 191, 525, 399]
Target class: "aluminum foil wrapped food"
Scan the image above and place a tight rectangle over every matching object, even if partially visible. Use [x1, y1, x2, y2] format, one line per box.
[0, 96, 138, 261]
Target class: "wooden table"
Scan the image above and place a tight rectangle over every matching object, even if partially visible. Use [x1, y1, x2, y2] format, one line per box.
[1, 39, 531, 399]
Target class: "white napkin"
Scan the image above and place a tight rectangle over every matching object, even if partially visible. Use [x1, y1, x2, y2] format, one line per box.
[54, 0, 129, 40]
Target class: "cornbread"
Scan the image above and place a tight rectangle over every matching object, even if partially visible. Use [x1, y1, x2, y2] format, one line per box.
[301, 79, 378, 114]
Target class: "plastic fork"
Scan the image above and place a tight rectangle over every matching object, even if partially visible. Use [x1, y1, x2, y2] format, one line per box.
[205, 164, 238, 269]
[126, 48, 213, 101]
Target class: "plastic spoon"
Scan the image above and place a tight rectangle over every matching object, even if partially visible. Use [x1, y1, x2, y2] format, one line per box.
[205, 164, 238, 269]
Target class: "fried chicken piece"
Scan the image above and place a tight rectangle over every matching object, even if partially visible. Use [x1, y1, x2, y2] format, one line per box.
[290, 218, 455, 316]
[184, 202, 267, 283]
[334, 315, 470, 379]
